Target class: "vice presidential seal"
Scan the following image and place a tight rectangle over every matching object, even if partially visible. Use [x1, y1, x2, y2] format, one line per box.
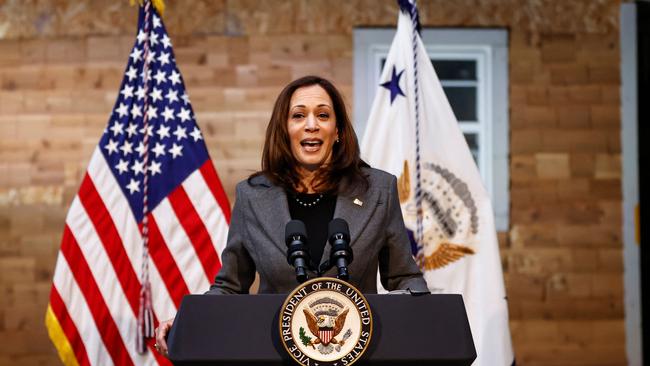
[279, 278, 372, 366]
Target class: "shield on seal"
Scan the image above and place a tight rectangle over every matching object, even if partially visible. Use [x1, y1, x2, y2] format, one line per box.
[319, 327, 334, 345]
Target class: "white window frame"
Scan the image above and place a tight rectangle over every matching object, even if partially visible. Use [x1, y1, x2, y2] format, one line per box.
[620, 4, 641, 365]
[353, 28, 509, 231]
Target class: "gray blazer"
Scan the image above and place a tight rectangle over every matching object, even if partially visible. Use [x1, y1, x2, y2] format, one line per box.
[207, 168, 428, 294]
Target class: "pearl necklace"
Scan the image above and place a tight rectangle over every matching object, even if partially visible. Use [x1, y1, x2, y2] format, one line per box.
[294, 194, 324, 208]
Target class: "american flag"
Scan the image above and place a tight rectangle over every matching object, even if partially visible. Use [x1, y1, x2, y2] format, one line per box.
[45, 3, 231, 365]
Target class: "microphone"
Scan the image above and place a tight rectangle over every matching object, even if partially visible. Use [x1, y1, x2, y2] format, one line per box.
[285, 220, 310, 283]
[328, 218, 353, 280]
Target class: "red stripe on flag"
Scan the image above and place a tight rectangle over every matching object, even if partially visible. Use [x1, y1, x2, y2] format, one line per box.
[60, 225, 135, 366]
[49, 285, 91, 366]
[78, 173, 140, 314]
[199, 160, 231, 223]
[146, 215, 190, 308]
[168, 186, 221, 281]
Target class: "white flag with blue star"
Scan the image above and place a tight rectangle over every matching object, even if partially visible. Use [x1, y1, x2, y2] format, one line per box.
[360, 1, 514, 365]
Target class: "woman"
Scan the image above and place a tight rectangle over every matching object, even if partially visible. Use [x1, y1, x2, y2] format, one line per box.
[155, 75, 426, 354]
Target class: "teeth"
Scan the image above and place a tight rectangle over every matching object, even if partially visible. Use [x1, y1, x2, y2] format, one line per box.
[301, 141, 322, 146]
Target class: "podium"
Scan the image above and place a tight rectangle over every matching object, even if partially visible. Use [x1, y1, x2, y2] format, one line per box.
[168, 294, 476, 365]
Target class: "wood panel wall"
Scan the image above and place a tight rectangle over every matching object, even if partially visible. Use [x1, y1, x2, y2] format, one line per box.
[0, 0, 625, 365]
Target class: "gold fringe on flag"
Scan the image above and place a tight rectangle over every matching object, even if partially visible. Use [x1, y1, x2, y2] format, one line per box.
[45, 304, 80, 366]
[130, 0, 165, 16]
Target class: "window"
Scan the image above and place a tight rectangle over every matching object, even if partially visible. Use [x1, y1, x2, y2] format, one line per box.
[354, 29, 509, 230]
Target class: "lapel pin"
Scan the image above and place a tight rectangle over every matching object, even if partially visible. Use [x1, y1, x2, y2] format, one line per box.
[353, 198, 363, 206]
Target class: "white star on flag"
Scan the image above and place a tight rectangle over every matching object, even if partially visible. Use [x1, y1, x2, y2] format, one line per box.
[116, 103, 129, 118]
[126, 66, 138, 81]
[173, 126, 187, 140]
[150, 87, 163, 102]
[150, 32, 159, 46]
[177, 108, 191, 122]
[136, 29, 147, 44]
[115, 159, 129, 174]
[105, 139, 119, 154]
[169, 143, 183, 158]
[126, 178, 140, 194]
[110, 122, 124, 136]
[154, 70, 167, 84]
[156, 124, 170, 139]
[131, 104, 142, 118]
[120, 140, 133, 155]
[165, 89, 178, 103]
[131, 160, 145, 176]
[169, 70, 181, 85]
[152, 142, 166, 157]
[126, 123, 138, 137]
[190, 127, 202, 141]
[161, 33, 172, 48]
[162, 107, 175, 122]
[130, 48, 142, 62]
[146, 106, 158, 120]
[121, 85, 135, 99]
[149, 160, 162, 175]
[146, 51, 156, 65]
[158, 52, 170, 66]
[135, 142, 146, 157]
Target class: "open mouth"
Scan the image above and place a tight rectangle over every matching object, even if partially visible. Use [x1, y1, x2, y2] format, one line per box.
[300, 139, 323, 151]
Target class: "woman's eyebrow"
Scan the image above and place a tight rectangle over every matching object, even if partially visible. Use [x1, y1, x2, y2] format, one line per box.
[290, 103, 332, 109]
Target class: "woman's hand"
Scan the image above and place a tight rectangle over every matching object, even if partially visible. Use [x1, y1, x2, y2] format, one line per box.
[154, 319, 174, 356]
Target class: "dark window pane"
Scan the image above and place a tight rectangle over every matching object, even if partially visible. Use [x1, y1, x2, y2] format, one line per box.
[431, 60, 476, 80]
[442, 86, 477, 121]
[463, 133, 479, 166]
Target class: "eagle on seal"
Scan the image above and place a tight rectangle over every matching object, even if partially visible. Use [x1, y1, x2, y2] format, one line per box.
[303, 308, 349, 347]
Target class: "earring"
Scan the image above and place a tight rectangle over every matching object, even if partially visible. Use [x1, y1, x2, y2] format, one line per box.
[336, 137, 340, 143]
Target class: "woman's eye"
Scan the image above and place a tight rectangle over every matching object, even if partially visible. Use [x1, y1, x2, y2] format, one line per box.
[292, 113, 304, 119]
[318, 113, 329, 119]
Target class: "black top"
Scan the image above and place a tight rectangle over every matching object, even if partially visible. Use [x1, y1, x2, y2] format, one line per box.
[287, 192, 337, 270]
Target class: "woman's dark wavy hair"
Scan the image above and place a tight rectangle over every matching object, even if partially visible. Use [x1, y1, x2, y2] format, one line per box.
[249, 75, 369, 194]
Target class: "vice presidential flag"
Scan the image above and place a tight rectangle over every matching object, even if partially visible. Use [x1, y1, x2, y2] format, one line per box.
[360, 1, 514, 365]
[45, 3, 231, 365]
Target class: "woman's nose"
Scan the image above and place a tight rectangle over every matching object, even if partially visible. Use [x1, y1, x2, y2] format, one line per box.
[305, 113, 318, 131]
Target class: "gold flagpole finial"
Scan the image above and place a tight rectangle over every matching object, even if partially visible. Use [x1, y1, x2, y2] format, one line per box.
[129, 0, 166, 16]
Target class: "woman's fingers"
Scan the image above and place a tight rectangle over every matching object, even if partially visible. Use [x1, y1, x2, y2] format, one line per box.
[155, 319, 174, 356]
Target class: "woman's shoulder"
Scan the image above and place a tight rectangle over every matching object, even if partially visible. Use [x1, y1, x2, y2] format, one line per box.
[361, 166, 397, 188]
[233, 174, 274, 197]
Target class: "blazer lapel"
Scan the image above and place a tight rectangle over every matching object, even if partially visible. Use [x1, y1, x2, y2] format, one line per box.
[248, 177, 292, 254]
[320, 186, 381, 267]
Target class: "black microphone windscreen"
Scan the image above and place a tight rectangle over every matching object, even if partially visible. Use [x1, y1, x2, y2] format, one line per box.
[328, 218, 350, 239]
[285, 220, 307, 242]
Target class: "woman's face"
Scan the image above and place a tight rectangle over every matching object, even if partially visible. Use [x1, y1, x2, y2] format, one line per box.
[287, 85, 339, 174]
